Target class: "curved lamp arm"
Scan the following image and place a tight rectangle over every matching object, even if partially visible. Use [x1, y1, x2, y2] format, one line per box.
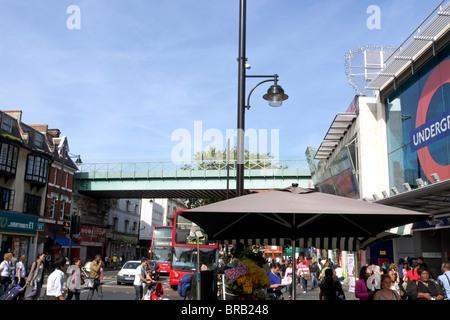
[246, 78, 275, 110]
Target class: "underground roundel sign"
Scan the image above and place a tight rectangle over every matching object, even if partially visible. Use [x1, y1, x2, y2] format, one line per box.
[411, 59, 450, 182]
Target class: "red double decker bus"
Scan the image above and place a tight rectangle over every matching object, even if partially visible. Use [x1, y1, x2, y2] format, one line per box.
[169, 209, 219, 288]
[150, 225, 173, 274]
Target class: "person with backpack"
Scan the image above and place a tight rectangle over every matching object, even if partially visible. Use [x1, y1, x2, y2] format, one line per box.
[178, 273, 194, 299]
[25, 253, 45, 300]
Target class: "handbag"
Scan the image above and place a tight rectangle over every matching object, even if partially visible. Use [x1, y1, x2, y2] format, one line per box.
[86, 278, 95, 288]
[303, 273, 311, 281]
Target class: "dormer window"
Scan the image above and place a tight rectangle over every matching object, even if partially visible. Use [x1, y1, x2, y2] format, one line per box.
[1, 115, 13, 133]
[35, 133, 44, 148]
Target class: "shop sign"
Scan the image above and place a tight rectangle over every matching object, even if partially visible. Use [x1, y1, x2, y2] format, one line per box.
[37, 222, 45, 232]
[413, 215, 450, 231]
[79, 225, 106, 243]
[422, 252, 442, 259]
[0, 211, 39, 236]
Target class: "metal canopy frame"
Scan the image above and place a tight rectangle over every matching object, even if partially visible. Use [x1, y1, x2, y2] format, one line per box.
[366, 1, 450, 91]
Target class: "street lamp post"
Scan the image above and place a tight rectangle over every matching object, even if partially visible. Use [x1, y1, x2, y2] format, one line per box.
[57, 138, 82, 261]
[236, 0, 288, 197]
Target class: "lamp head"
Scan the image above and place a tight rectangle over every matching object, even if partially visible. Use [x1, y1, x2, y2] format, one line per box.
[263, 84, 288, 107]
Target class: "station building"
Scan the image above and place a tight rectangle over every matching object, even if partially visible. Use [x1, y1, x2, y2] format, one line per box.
[307, 3, 450, 274]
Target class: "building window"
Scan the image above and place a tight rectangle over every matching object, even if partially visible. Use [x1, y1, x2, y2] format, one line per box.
[0, 142, 19, 174]
[35, 133, 44, 148]
[113, 217, 119, 232]
[49, 197, 56, 219]
[0, 187, 14, 210]
[23, 193, 41, 215]
[125, 220, 129, 234]
[1, 115, 13, 133]
[25, 155, 49, 184]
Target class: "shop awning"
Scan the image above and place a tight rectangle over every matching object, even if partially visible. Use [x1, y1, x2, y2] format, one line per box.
[49, 236, 80, 248]
[314, 113, 356, 160]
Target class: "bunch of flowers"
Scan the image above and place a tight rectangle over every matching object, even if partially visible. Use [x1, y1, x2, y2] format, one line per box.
[224, 259, 271, 299]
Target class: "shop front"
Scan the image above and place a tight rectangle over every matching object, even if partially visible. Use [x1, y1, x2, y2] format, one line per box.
[78, 225, 106, 263]
[0, 211, 44, 268]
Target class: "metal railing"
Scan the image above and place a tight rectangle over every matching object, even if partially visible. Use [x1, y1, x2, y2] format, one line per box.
[75, 159, 310, 180]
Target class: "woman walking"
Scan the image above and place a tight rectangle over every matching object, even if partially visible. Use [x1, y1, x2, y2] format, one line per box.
[15, 255, 27, 299]
[66, 258, 83, 300]
[0, 253, 13, 295]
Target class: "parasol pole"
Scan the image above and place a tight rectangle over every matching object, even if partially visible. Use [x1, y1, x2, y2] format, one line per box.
[291, 238, 296, 300]
[291, 213, 297, 300]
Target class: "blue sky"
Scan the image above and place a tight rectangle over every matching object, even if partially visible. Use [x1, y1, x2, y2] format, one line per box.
[0, 0, 447, 163]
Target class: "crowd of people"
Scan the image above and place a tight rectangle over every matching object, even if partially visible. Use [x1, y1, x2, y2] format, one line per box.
[0, 252, 161, 301]
[354, 257, 450, 301]
[0, 252, 110, 300]
[265, 255, 450, 301]
[2, 250, 450, 301]
[266, 256, 347, 300]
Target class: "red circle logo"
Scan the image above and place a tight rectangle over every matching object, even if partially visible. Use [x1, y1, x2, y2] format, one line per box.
[415, 59, 450, 182]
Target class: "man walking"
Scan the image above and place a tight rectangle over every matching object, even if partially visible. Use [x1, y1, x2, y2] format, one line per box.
[43, 258, 67, 300]
[134, 258, 154, 300]
[309, 257, 320, 289]
[87, 254, 105, 300]
[438, 262, 450, 300]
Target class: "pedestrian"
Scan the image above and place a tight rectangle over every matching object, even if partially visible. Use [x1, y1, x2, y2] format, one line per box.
[437, 262, 450, 300]
[25, 253, 46, 300]
[112, 255, 118, 269]
[87, 254, 105, 300]
[355, 265, 375, 300]
[373, 274, 400, 300]
[15, 255, 27, 299]
[283, 262, 293, 298]
[406, 268, 445, 300]
[267, 262, 283, 299]
[387, 268, 405, 299]
[45, 253, 51, 273]
[319, 268, 345, 300]
[335, 264, 344, 284]
[134, 258, 153, 300]
[66, 258, 83, 300]
[405, 261, 420, 284]
[0, 253, 13, 295]
[396, 259, 404, 280]
[320, 261, 331, 280]
[417, 256, 428, 270]
[309, 257, 320, 289]
[298, 259, 310, 294]
[43, 258, 67, 300]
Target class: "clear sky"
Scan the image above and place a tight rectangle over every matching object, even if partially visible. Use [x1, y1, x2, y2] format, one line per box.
[0, 0, 447, 163]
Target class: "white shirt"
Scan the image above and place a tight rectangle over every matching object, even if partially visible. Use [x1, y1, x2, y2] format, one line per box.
[16, 261, 26, 278]
[0, 260, 10, 277]
[46, 269, 65, 297]
[133, 265, 146, 286]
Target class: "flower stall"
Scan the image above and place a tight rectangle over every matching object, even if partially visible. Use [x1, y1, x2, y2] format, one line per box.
[223, 247, 271, 300]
